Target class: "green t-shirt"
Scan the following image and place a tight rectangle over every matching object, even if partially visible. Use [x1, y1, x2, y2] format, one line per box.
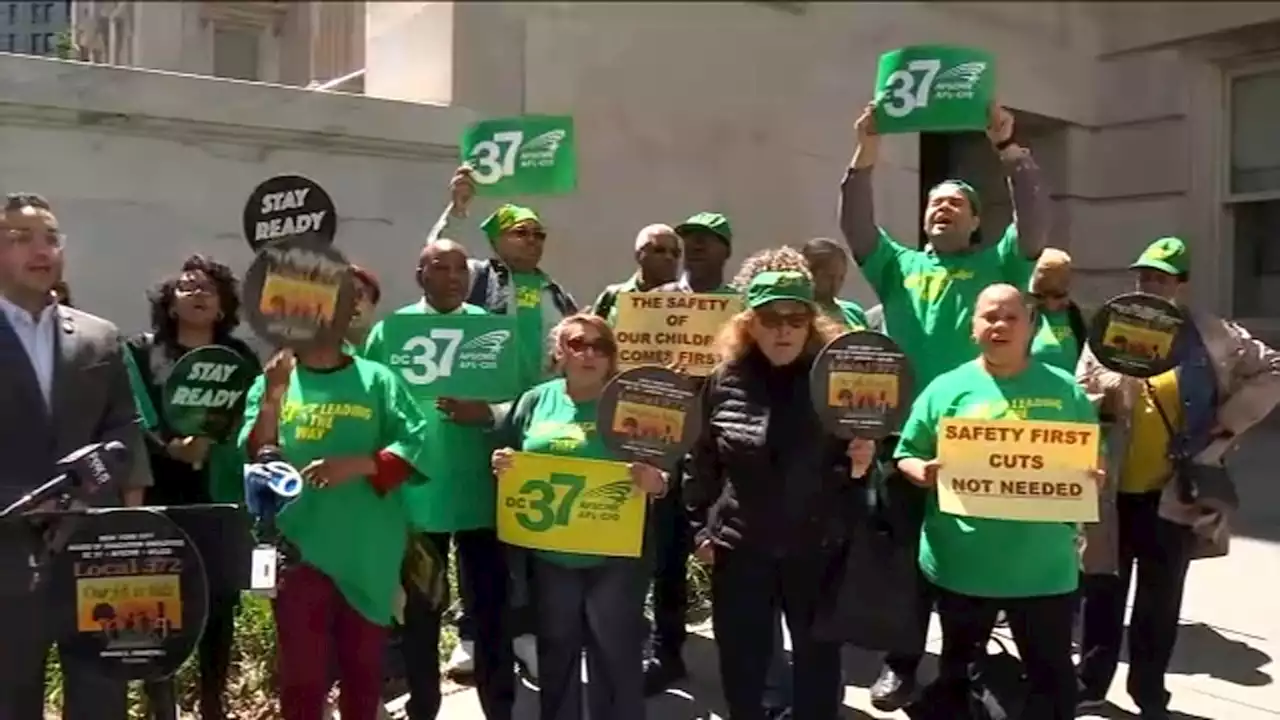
[238, 357, 429, 625]
[822, 298, 869, 331]
[861, 226, 1034, 391]
[894, 359, 1098, 599]
[364, 301, 497, 533]
[512, 272, 548, 389]
[1029, 309, 1081, 374]
[504, 378, 616, 568]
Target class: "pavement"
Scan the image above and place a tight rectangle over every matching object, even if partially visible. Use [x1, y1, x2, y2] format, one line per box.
[437, 416, 1280, 719]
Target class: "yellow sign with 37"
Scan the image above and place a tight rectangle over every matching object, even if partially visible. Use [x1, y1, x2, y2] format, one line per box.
[496, 452, 647, 558]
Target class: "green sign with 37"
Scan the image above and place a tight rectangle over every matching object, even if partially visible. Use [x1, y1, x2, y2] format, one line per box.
[460, 115, 578, 196]
[380, 314, 522, 402]
[873, 45, 996, 134]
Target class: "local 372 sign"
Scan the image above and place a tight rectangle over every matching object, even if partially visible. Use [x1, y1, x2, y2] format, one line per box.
[379, 314, 522, 402]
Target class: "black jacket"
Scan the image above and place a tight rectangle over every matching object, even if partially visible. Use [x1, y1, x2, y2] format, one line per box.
[684, 349, 860, 555]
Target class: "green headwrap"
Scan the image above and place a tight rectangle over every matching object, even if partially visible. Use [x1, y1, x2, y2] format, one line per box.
[481, 204, 541, 244]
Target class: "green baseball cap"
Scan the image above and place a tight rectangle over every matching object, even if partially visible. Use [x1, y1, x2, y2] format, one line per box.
[480, 204, 541, 244]
[746, 270, 814, 309]
[675, 211, 733, 246]
[1130, 236, 1189, 276]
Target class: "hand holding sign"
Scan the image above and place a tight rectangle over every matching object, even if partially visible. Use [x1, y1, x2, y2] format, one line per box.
[629, 463, 668, 497]
[449, 165, 477, 219]
[987, 104, 1014, 147]
[847, 437, 876, 479]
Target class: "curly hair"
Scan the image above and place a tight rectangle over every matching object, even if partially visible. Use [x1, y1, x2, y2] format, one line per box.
[730, 245, 813, 290]
[149, 254, 241, 344]
[548, 313, 619, 379]
[716, 245, 841, 367]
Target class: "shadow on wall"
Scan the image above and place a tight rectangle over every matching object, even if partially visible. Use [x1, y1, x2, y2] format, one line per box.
[1221, 409, 1280, 543]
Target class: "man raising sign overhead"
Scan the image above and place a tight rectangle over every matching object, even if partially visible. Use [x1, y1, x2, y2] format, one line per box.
[837, 101, 1048, 710]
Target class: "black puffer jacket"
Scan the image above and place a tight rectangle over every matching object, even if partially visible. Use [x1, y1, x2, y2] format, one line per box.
[684, 348, 860, 555]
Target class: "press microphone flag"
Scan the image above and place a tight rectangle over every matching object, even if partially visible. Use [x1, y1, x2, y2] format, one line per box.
[243, 446, 302, 521]
[0, 441, 129, 518]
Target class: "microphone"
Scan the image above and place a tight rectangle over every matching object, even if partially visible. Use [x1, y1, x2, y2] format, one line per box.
[0, 441, 129, 518]
[243, 446, 303, 522]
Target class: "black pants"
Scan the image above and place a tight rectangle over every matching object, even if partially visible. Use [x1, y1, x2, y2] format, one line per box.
[649, 473, 689, 663]
[712, 546, 843, 720]
[883, 565, 937, 677]
[402, 529, 514, 720]
[1079, 491, 1194, 712]
[935, 587, 1077, 720]
[533, 556, 649, 720]
[144, 593, 238, 720]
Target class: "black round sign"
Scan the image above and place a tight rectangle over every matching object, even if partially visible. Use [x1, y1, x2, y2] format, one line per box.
[1086, 292, 1188, 378]
[810, 330, 913, 440]
[243, 234, 358, 349]
[598, 366, 702, 471]
[50, 508, 209, 681]
[162, 345, 258, 440]
[242, 174, 337, 252]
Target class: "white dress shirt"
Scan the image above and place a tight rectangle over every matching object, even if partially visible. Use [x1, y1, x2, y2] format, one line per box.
[0, 294, 57, 409]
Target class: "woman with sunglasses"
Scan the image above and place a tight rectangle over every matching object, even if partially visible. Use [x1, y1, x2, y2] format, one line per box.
[1028, 248, 1088, 373]
[687, 247, 876, 720]
[490, 313, 667, 720]
[122, 254, 260, 720]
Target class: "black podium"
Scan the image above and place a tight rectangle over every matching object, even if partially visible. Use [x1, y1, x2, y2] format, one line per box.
[0, 504, 253, 682]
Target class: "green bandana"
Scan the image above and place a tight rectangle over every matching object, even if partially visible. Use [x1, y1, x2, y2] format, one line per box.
[932, 179, 982, 217]
[746, 270, 814, 309]
[480, 204, 541, 243]
[1130, 236, 1189, 277]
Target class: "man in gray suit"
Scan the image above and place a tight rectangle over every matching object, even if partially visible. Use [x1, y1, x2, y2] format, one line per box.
[0, 193, 150, 720]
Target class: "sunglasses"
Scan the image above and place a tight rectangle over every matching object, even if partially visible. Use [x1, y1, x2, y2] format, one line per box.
[509, 227, 548, 242]
[1031, 291, 1068, 301]
[565, 336, 614, 355]
[756, 310, 812, 330]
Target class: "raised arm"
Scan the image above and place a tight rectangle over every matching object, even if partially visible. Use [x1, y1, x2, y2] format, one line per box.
[838, 103, 881, 264]
[424, 165, 488, 252]
[989, 107, 1047, 261]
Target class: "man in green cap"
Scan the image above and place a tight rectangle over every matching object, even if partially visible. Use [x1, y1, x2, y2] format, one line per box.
[1076, 236, 1280, 718]
[670, 211, 735, 294]
[839, 101, 1048, 710]
[425, 164, 579, 683]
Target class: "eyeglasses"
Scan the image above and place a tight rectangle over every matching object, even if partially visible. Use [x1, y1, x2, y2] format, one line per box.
[2, 228, 65, 249]
[509, 227, 548, 242]
[756, 310, 812, 329]
[565, 336, 614, 355]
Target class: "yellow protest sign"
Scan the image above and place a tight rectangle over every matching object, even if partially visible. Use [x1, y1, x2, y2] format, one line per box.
[936, 418, 1101, 522]
[497, 452, 647, 557]
[615, 292, 744, 376]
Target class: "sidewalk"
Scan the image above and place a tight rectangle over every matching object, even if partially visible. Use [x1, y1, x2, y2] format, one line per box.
[438, 419, 1280, 719]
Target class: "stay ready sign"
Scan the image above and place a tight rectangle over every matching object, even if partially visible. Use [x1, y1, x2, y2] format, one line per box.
[873, 45, 996, 134]
[460, 115, 578, 196]
[497, 452, 647, 558]
[379, 314, 522, 402]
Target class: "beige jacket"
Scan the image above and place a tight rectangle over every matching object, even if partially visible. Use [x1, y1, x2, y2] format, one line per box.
[1077, 309, 1280, 574]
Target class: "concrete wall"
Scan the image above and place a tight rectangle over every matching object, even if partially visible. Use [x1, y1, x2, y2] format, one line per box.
[0, 54, 476, 338]
[366, 1, 1102, 308]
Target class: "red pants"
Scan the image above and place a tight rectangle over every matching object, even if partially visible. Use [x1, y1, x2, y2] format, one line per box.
[274, 563, 389, 720]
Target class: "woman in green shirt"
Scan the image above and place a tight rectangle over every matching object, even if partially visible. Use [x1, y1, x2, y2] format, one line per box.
[240, 329, 429, 720]
[490, 313, 667, 720]
[895, 283, 1102, 719]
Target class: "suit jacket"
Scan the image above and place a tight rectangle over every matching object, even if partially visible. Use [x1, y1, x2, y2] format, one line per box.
[0, 304, 151, 511]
